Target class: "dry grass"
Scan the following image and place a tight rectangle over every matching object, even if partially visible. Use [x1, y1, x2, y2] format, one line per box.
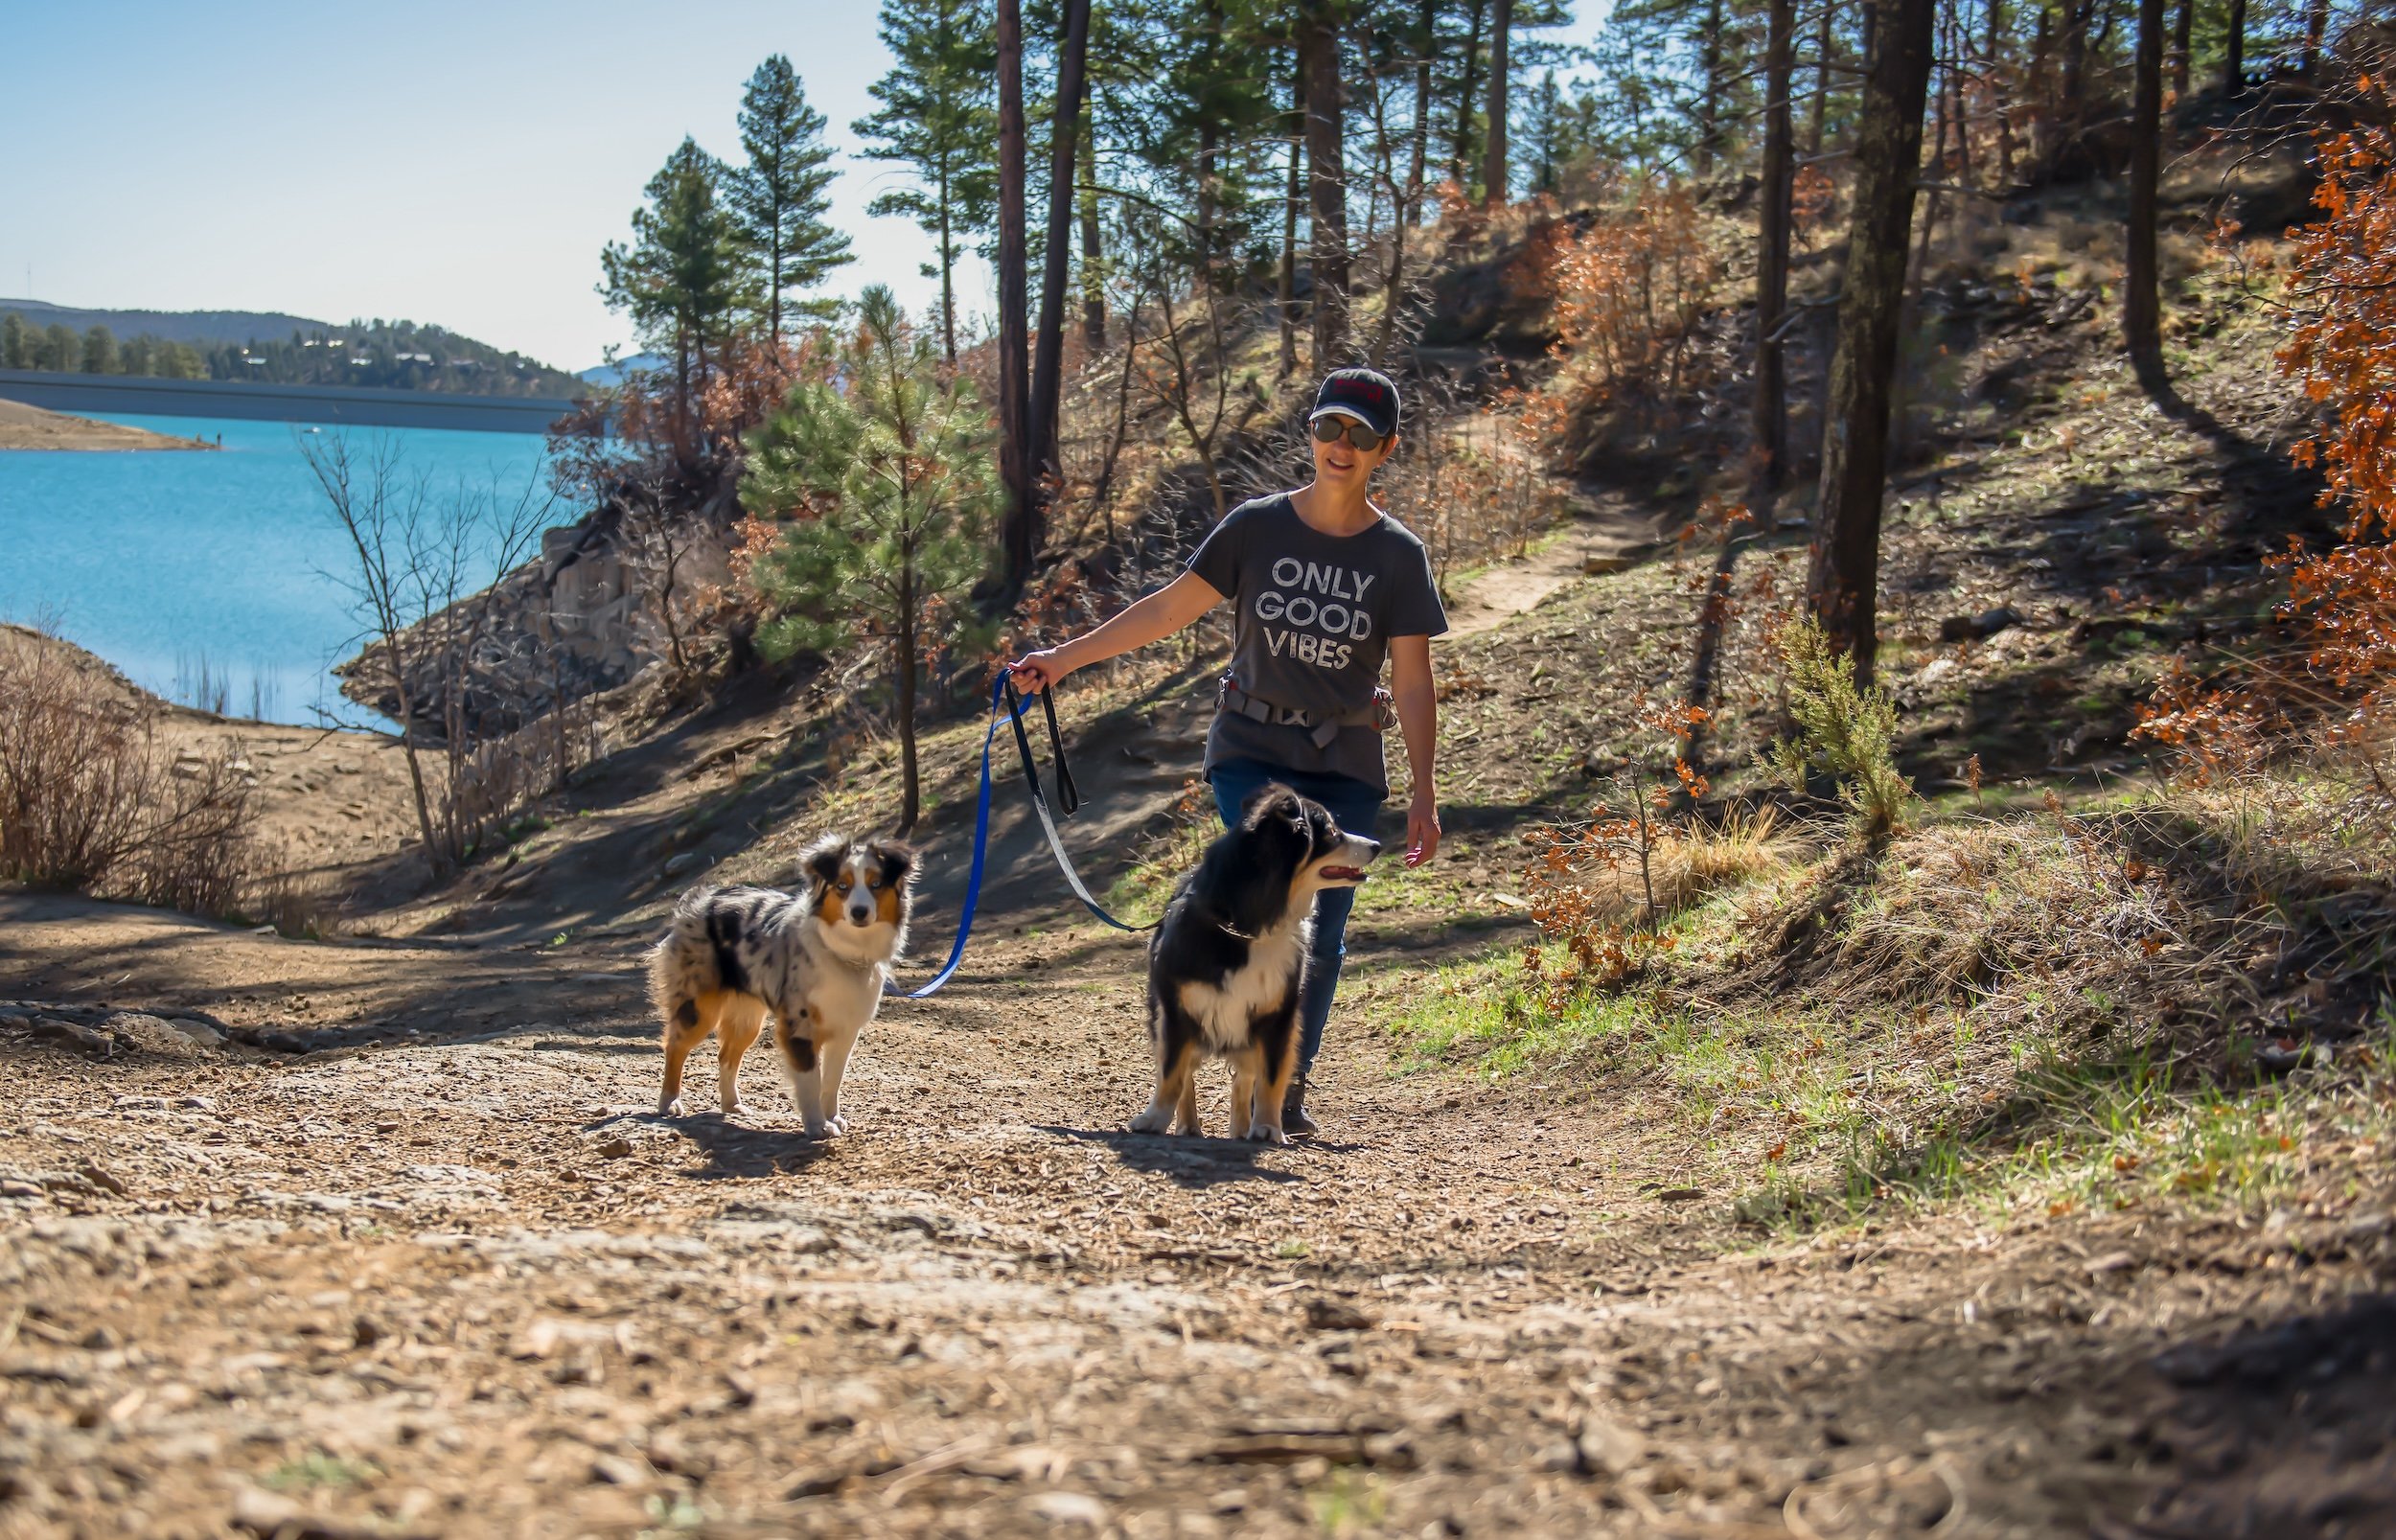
[0, 626, 277, 921]
[1390, 768, 2396, 1230]
[1538, 802, 1802, 929]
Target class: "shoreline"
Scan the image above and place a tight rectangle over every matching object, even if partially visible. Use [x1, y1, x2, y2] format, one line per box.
[0, 396, 219, 451]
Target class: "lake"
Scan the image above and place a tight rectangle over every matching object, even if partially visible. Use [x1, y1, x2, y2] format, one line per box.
[0, 413, 553, 729]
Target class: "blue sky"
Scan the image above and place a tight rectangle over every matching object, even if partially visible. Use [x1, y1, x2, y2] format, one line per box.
[1, 1, 1602, 373]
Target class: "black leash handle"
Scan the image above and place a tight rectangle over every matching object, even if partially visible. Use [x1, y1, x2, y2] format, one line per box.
[1002, 679, 1080, 818]
[1040, 686, 1080, 816]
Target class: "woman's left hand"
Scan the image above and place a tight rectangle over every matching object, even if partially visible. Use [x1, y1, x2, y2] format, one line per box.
[1404, 792, 1441, 868]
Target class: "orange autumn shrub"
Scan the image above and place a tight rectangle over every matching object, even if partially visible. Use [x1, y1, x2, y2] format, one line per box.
[2276, 127, 2396, 760]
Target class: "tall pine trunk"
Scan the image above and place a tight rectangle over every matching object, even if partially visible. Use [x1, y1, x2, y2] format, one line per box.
[1809, 0, 1834, 157]
[1079, 128, 1105, 351]
[1451, 0, 1486, 188]
[1992, 0, 2017, 189]
[1279, 47, 1304, 378]
[2170, 0, 2193, 94]
[2223, 0, 2246, 97]
[1808, 0, 1936, 686]
[1305, 10, 1350, 367]
[1375, 0, 1437, 367]
[938, 162, 958, 363]
[896, 542, 920, 836]
[995, 0, 1034, 602]
[1030, 0, 1093, 485]
[2127, 0, 2166, 387]
[1696, 0, 1728, 175]
[1481, 0, 1514, 207]
[2059, 0, 2091, 161]
[1754, 0, 1797, 518]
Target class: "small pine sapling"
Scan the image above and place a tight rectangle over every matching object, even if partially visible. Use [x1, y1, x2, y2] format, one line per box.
[740, 286, 997, 834]
[1767, 616, 1915, 841]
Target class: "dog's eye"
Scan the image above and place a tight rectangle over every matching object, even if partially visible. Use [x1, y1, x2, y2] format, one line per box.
[865, 870, 883, 888]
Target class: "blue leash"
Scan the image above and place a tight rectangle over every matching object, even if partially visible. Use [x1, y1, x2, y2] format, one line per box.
[892, 678, 1152, 1000]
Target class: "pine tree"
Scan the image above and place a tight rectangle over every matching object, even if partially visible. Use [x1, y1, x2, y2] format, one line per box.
[600, 138, 746, 463]
[81, 325, 118, 375]
[742, 287, 998, 834]
[1524, 67, 1565, 193]
[731, 55, 853, 351]
[41, 324, 79, 373]
[857, 0, 1000, 363]
[0, 312, 27, 370]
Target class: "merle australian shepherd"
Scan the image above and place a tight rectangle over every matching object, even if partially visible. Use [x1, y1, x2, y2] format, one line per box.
[1131, 784, 1382, 1144]
[648, 834, 917, 1137]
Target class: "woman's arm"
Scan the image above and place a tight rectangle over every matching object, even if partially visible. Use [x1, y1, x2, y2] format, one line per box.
[1388, 634, 1440, 867]
[1005, 569, 1224, 691]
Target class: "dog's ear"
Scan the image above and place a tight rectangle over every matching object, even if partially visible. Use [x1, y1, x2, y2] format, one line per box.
[800, 833, 850, 892]
[1239, 783, 1304, 834]
[865, 838, 919, 888]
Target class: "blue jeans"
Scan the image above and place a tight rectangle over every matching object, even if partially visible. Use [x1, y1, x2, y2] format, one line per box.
[1207, 759, 1383, 1081]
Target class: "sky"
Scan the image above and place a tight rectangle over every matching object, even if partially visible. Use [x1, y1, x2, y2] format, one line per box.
[1, 0, 1607, 376]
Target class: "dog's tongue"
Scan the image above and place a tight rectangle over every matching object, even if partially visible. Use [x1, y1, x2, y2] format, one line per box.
[1323, 865, 1367, 882]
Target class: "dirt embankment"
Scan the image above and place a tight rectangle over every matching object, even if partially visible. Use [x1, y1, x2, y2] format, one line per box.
[0, 398, 216, 451]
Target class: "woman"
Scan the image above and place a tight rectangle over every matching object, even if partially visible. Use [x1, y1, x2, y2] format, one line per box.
[1007, 367, 1447, 1136]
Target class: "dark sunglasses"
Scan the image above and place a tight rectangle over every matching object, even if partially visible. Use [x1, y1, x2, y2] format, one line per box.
[1309, 415, 1386, 454]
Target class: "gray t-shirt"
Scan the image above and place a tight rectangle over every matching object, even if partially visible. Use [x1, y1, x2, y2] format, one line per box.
[1186, 493, 1449, 794]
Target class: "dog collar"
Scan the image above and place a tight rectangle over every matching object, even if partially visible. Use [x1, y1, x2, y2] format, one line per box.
[1212, 918, 1259, 942]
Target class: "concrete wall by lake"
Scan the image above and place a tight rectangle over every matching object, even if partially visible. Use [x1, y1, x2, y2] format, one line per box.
[0, 369, 592, 434]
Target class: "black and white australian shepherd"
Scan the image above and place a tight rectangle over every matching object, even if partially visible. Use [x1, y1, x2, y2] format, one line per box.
[648, 834, 917, 1137]
[1132, 785, 1381, 1144]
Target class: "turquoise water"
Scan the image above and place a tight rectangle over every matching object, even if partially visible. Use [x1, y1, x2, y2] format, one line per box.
[0, 413, 552, 729]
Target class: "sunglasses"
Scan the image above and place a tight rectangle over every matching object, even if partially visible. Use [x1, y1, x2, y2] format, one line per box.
[1310, 415, 1387, 454]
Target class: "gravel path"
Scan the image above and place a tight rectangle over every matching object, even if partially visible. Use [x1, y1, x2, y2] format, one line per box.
[3, 899, 2391, 1538]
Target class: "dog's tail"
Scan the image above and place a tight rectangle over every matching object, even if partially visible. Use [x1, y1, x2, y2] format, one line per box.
[647, 886, 724, 1032]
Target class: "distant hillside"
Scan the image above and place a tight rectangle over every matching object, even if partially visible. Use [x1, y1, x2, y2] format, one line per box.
[576, 353, 666, 388]
[0, 300, 582, 398]
[0, 299, 331, 349]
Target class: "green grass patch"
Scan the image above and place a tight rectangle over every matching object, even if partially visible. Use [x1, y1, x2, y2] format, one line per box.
[264, 1453, 380, 1492]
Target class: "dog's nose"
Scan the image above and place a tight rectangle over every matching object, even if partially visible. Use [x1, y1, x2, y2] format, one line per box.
[847, 904, 872, 925]
[1362, 838, 1384, 859]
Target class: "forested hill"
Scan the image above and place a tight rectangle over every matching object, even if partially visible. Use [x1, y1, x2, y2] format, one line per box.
[0, 299, 582, 397]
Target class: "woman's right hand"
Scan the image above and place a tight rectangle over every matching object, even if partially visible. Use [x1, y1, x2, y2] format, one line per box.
[1005, 648, 1072, 694]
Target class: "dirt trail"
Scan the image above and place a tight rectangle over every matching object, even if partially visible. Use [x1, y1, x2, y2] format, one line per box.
[5, 892, 2385, 1538]
[1443, 501, 1658, 639]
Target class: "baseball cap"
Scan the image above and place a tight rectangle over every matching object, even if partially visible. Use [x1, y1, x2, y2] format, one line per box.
[1309, 367, 1401, 440]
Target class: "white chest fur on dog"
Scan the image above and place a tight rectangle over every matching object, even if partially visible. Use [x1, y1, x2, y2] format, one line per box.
[772, 931, 888, 1048]
[1175, 915, 1312, 1050]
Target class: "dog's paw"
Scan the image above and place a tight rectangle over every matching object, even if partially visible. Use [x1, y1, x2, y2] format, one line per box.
[824, 1115, 849, 1137]
[660, 1095, 687, 1118]
[721, 1099, 749, 1118]
[1245, 1124, 1291, 1146]
[803, 1118, 841, 1139]
[1127, 1107, 1173, 1136]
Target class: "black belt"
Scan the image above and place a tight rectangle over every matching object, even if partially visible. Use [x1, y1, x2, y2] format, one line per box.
[1217, 679, 1388, 749]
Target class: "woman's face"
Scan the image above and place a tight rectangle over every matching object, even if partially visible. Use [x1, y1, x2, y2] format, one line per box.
[1309, 414, 1396, 490]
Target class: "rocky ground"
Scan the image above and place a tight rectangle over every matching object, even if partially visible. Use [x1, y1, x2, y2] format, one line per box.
[3, 888, 2391, 1540]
